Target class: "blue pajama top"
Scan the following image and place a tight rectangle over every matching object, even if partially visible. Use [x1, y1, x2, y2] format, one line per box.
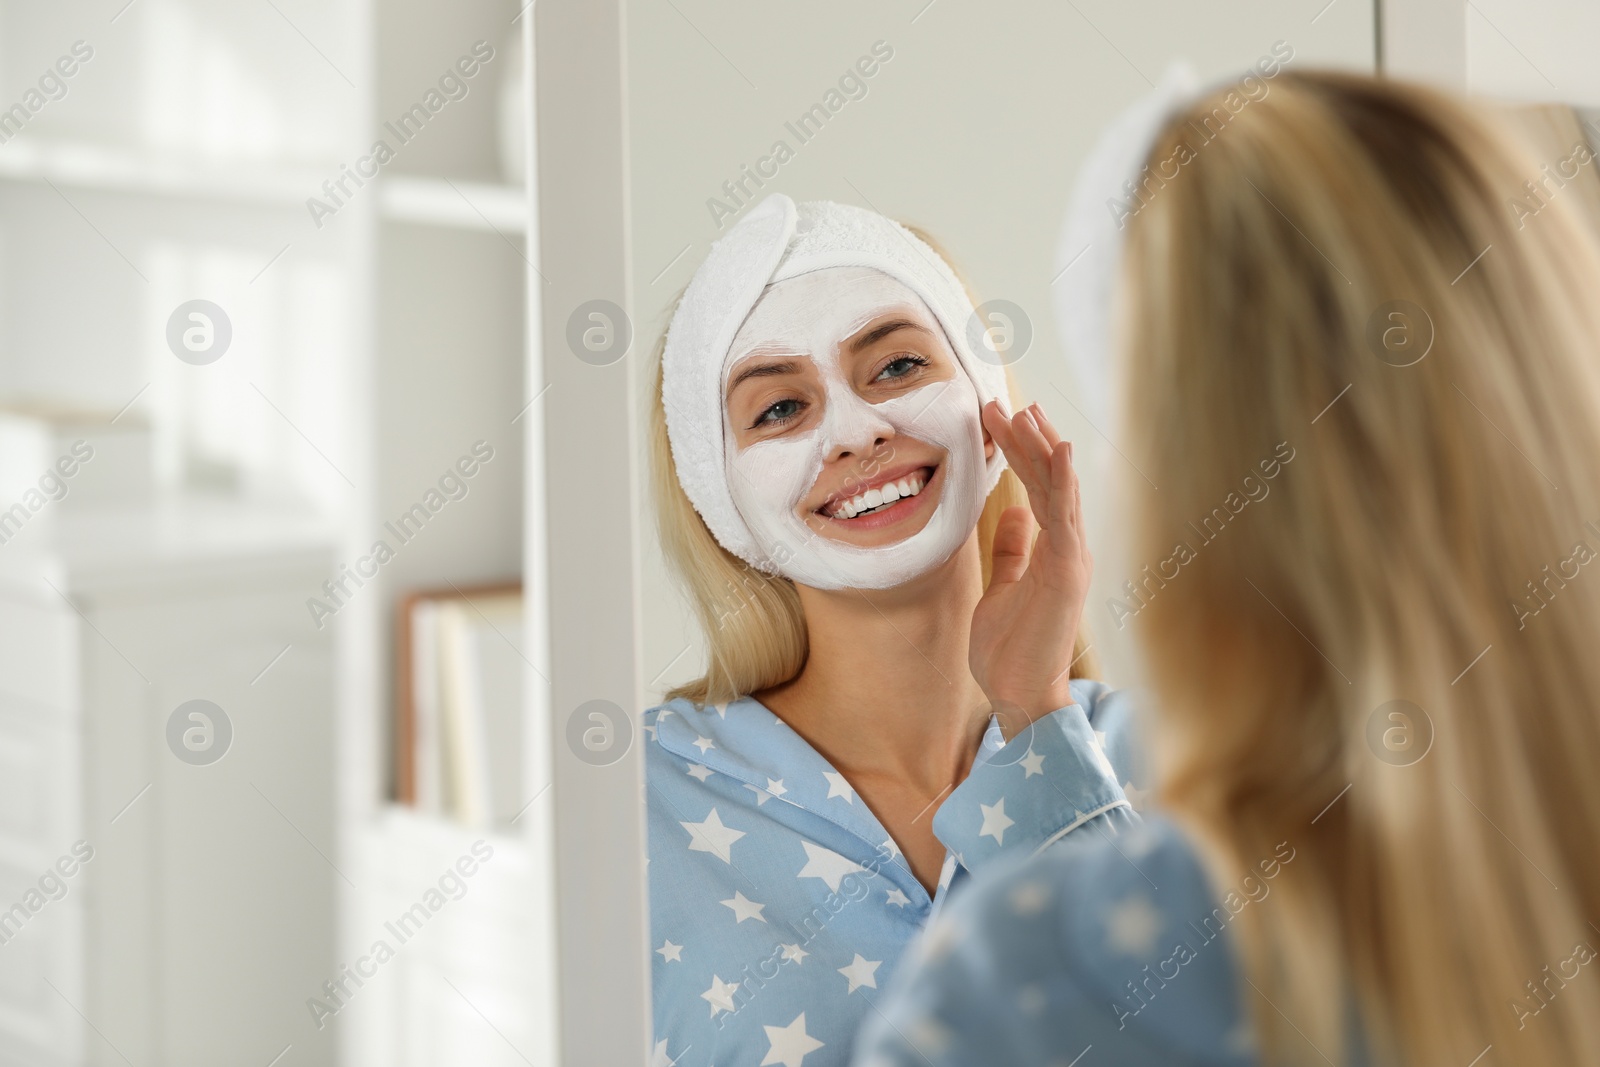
[643, 678, 1151, 1067]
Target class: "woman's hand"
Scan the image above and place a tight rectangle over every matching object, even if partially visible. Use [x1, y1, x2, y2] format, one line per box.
[969, 400, 1093, 741]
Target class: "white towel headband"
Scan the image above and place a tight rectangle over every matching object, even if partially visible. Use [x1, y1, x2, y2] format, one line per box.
[661, 192, 1013, 570]
[1054, 62, 1205, 435]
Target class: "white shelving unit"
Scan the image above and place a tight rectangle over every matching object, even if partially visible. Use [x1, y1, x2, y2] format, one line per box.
[0, 498, 339, 1067]
[0, 142, 527, 231]
[0, 139, 321, 206]
[350, 2, 554, 1065]
[0, 1, 553, 1064]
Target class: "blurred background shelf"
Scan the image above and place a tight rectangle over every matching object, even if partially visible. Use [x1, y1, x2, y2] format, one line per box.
[0, 138, 327, 206]
[342, 805, 550, 1067]
[378, 176, 527, 232]
[0, 0, 549, 1064]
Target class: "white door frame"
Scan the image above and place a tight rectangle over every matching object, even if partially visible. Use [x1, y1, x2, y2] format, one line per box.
[529, 0, 651, 1064]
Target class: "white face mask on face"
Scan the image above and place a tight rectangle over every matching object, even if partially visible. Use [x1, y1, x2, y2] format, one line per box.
[721, 266, 991, 591]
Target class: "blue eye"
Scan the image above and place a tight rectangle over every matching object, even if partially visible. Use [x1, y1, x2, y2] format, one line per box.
[754, 398, 803, 428]
[876, 354, 930, 381]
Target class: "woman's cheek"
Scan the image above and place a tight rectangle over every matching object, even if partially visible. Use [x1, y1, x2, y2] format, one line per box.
[727, 432, 823, 552]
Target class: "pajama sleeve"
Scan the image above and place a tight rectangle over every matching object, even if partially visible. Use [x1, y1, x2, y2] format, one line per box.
[932, 680, 1145, 868]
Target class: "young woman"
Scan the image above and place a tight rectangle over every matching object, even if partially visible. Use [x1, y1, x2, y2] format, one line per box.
[643, 194, 1151, 1066]
[856, 71, 1600, 1066]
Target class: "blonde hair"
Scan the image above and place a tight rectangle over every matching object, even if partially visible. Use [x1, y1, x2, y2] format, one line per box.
[648, 223, 1097, 704]
[1497, 101, 1600, 243]
[1122, 71, 1600, 1064]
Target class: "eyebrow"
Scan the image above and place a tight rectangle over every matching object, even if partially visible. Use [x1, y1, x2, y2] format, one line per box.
[727, 357, 803, 394]
[847, 317, 933, 354]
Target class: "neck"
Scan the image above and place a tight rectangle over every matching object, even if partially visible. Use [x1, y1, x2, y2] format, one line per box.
[754, 534, 992, 796]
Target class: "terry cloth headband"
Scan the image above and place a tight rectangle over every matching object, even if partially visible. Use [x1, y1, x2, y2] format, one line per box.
[661, 192, 1014, 570]
[1054, 62, 1203, 435]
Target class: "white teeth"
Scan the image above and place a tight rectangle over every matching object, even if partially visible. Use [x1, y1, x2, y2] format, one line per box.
[833, 471, 928, 519]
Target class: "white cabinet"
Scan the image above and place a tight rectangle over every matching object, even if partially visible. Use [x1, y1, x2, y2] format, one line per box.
[342, 808, 552, 1067]
[0, 500, 338, 1067]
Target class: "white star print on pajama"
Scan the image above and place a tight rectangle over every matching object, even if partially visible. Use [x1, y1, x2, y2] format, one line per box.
[837, 954, 881, 994]
[978, 798, 1015, 844]
[1105, 893, 1164, 957]
[722, 891, 768, 924]
[681, 808, 744, 863]
[762, 1013, 824, 1067]
[646, 679, 1150, 1066]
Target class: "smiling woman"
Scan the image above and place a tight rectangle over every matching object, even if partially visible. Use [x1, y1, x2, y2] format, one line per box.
[640, 194, 1148, 1066]
[719, 265, 990, 588]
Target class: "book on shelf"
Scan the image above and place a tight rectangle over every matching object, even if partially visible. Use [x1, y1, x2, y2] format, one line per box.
[395, 581, 525, 828]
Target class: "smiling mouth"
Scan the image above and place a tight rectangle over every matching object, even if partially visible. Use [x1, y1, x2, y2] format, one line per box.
[817, 464, 938, 521]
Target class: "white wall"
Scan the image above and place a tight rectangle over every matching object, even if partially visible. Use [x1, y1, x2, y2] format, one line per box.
[1466, 0, 1600, 105]
[627, 0, 1377, 693]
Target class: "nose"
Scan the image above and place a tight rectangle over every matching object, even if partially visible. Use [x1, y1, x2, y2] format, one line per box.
[820, 387, 896, 466]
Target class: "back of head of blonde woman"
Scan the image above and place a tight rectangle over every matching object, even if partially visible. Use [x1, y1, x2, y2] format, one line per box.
[1121, 70, 1600, 1065]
